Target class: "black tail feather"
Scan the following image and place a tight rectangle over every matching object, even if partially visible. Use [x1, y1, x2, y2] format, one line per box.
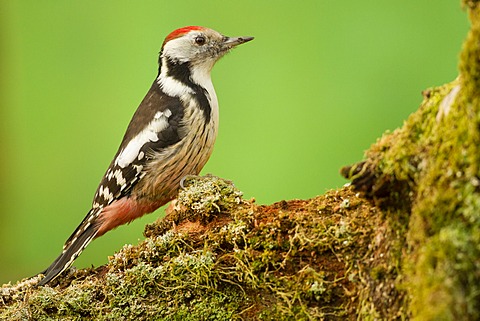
[38, 222, 99, 286]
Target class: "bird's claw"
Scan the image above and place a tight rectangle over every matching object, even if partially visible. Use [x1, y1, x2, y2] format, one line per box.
[180, 175, 197, 189]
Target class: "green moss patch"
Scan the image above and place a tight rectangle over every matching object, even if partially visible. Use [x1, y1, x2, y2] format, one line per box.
[342, 3, 480, 320]
[2, 176, 405, 320]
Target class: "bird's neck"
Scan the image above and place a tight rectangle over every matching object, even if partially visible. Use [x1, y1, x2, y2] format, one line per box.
[156, 56, 218, 124]
[157, 56, 214, 96]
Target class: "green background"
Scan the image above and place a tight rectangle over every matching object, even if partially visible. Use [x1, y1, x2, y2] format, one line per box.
[0, 1, 468, 284]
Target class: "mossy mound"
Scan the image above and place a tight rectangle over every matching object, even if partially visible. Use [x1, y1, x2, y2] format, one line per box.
[2, 176, 399, 320]
[0, 177, 402, 320]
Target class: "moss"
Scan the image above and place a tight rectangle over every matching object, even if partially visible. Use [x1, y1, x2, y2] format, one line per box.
[2, 176, 394, 320]
[342, 3, 480, 320]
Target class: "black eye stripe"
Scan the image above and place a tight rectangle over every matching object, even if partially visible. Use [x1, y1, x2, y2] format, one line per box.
[195, 35, 206, 45]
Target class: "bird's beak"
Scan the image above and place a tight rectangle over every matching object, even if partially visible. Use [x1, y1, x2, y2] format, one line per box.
[222, 36, 254, 49]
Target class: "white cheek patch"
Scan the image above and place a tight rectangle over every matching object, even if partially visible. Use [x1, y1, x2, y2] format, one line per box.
[162, 37, 193, 63]
[115, 110, 171, 168]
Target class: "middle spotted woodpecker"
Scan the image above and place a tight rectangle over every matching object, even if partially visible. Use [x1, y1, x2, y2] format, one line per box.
[38, 26, 253, 285]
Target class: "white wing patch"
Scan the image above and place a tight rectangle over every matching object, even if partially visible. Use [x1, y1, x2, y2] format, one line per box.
[113, 169, 126, 186]
[115, 109, 172, 168]
[98, 185, 113, 202]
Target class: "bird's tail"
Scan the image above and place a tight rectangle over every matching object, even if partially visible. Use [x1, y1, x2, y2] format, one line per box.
[37, 208, 101, 286]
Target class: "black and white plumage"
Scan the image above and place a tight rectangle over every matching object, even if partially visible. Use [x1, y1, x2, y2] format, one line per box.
[37, 26, 253, 286]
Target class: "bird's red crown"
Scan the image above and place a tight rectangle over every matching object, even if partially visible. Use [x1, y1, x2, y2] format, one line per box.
[162, 26, 204, 47]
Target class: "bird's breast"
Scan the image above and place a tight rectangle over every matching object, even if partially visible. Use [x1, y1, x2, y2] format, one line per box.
[133, 90, 219, 204]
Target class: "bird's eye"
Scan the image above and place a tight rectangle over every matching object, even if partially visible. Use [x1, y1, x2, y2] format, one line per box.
[195, 36, 206, 46]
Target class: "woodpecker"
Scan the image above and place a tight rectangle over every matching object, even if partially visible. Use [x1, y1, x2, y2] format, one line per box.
[37, 26, 253, 286]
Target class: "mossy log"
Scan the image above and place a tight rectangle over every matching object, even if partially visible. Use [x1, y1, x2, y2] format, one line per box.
[1, 1, 480, 320]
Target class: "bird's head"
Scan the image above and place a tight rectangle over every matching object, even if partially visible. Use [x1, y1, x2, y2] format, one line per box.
[160, 26, 254, 72]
